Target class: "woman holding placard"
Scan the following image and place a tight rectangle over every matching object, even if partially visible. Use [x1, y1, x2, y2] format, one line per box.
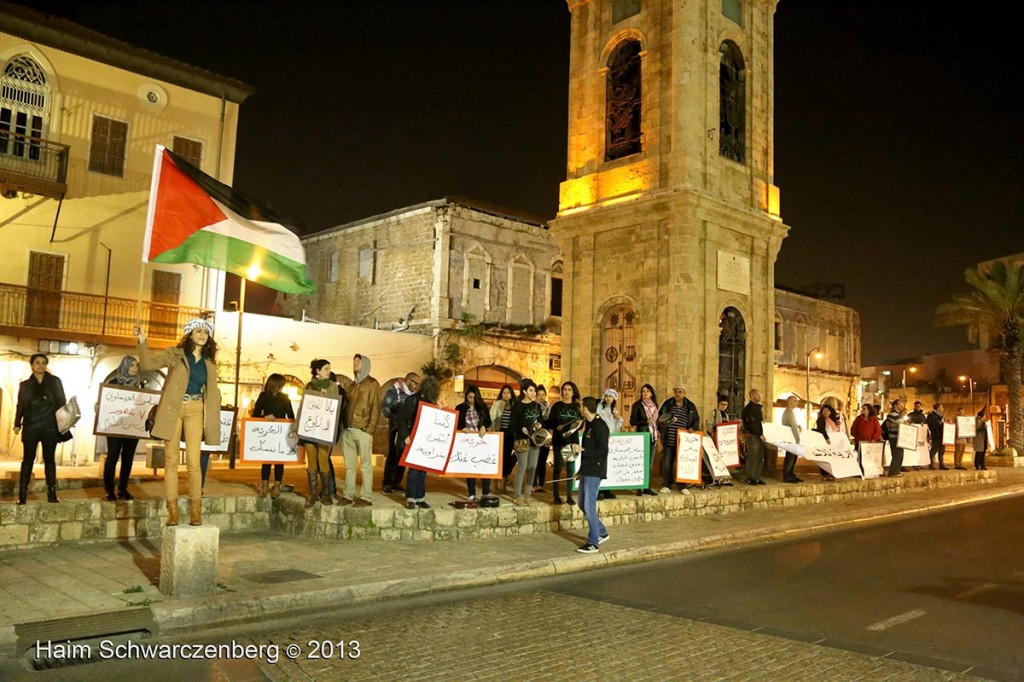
[953, 406, 970, 470]
[252, 373, 294, 499]
[396, 376, 441, 509]
[457, 385, 494, 505]
[135, 319, 221, 526]
[103, 355, 142, 501]
[629, 384, 660, 496]
[296, 359, 338, 508]
[972, 409, 989, 470]
[509, 379, 544, 506]
[489, 384, 516, 492]
[813, 404, 842, 481]
[12, 353, 67, 504]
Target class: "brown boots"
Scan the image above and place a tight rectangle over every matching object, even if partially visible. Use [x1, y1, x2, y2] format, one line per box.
[189, 499, 202, 526]
[166, 500, 179, 526]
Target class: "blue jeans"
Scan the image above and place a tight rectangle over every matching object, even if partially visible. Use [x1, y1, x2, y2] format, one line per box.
[577, 476, 607, 546]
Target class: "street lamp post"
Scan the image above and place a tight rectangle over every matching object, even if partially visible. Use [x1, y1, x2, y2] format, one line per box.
[902, 366, 917, 402]
[805, 347, 823, 428]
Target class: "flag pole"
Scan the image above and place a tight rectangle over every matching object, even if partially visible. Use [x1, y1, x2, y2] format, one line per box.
[230, 276, 245, 469]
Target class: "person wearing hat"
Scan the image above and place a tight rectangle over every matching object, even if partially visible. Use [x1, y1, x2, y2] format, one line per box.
[596, 388, 623, 499]
[380, 371, 421, 494]
[135, 318, 222, 527]
[658, 384, 700, 493]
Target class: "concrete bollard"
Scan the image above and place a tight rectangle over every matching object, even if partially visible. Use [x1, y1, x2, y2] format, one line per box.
[159, 525, 220, 597]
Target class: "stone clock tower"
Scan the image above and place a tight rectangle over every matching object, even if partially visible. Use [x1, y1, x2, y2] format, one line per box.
[550, 0, 789, 416]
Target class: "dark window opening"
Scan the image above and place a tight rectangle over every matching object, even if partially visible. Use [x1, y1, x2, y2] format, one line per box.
[550, 277, 563, 317]
[719, 41, 745, 163]
[472, 278, 481, 290]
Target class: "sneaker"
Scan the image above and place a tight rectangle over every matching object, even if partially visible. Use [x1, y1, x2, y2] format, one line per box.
[552, 496, 564, 505]
[659, 487, 672, 494]
[576, 543, 599, 554]
[353, 497, 373, 507]
[117, 490, 134, 501]
[644, 488, 658, 495]
[680, 488, 692, 495]
[416, 501, 431, 509]
[598, 534, 610, 545]
[336, 496, 354, 506]
[382, 485, 393, 494]
[405, 500, 417, 509]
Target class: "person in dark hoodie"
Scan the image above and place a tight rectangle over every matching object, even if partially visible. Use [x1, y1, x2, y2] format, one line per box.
[658, 384, 700, 493]
[342, 354, 382, 506]
[396, 376, 441, 509]
[572, 396, 609, 554]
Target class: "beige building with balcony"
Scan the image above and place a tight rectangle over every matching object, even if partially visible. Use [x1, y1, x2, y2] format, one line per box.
[0, 5, 251, 463]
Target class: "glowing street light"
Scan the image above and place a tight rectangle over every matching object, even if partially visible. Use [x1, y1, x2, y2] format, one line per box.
[959, 374, 974, 412]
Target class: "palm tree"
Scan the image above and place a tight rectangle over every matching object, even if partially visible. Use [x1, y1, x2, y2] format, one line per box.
[936, 261, 1024, 454]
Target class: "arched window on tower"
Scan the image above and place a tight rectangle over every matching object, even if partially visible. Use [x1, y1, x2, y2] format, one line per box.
[605, 40, 642, 162]
[0, 55, 50, 161]
[719, 41, 745, 163]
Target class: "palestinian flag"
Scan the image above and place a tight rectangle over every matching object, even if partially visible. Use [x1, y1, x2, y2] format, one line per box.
[143, 145, 314, 294]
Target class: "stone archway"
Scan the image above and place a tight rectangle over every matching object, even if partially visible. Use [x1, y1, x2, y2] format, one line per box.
[718, 307, 746, 419]
[463, 365, 522, 402]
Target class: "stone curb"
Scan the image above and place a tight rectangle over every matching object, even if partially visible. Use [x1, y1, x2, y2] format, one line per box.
[151, 481, 1024, 636]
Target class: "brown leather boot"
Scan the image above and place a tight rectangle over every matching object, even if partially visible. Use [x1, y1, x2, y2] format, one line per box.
[259, 481, 269, 498]
[270, 482, 281, 499]
[188, 498, 202, 526]
[166, 500, 179, 526]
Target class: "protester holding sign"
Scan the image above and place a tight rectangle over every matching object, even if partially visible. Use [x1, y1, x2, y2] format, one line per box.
[629, 384, 660, 496]
[456, 386, 494, 505]
[659, 385, 700, 493]
[881, 399, 905, 477]
[813, 405, 842, 481]
[573, 396, 610, 554]
[12, 353, 67, 505]
[136, 318, 222, 526]
[953, 406, 970, 470]
[102, 356, 142, 502]
[973, 409, 990, 471]
[252, 374, 295, 499]
[702, 394, 735, 487]
[780, 395, 804, 483]
[396, 377, 441, 509]
[297, 359, 339, 508]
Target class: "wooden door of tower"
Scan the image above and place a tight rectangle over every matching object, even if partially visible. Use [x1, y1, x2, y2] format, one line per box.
[718, 307, 746, 418]
[601, 303, 638, 418]
[25, 251, 64, 328]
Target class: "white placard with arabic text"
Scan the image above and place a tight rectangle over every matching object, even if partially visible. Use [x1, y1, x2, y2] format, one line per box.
[400, 402, 457, 473]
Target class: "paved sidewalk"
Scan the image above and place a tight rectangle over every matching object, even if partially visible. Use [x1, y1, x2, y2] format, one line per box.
[1, 468, 1021, 664]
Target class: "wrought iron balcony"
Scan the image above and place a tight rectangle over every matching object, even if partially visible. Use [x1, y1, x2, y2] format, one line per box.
[0, 282, 212, 345]
[0, 131, 69, 199]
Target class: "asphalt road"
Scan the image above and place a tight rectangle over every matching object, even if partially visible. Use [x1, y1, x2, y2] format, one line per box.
[555, 495, 1024, 681]
[6, 497, 1019, 681]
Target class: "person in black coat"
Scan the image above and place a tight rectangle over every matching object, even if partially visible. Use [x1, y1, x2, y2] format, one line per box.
[13, 353, 66, 504]
[251, 373, 295, 499]
[102, 355, 143, 501]
[573, 396, 609, 553]
[395, 377, 441, 509]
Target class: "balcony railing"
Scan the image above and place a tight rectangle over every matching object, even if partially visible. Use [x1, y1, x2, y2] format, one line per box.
[0, 283, 212, 343]
[0, 131, 69, 199]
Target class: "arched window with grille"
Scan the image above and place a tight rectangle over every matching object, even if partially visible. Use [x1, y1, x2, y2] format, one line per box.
[719, 41, 745, 163]
[0, 55, 50, 160]
[605, 40, 642, 162]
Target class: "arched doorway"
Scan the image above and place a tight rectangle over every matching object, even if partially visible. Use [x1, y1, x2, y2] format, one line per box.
[463, 365, 522, 402]
[601, 302, 638, 414]
[718, 307, 746, 418]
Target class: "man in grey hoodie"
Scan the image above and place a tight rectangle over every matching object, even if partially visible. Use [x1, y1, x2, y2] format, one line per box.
[342, 354, 382, 505]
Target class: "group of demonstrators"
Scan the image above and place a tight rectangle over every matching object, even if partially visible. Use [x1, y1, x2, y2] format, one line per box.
[9, 325, 994, 550]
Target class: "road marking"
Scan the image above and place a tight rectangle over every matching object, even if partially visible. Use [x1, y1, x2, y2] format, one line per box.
[956, 583, 997, 599]
[866, 609, 927, 631]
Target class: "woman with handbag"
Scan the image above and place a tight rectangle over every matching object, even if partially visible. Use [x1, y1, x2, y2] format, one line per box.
[103, 355, 143, 501]
[12, 353, 67, 504]
[509, 379, 544, 506]
[135, 318, 222, 526]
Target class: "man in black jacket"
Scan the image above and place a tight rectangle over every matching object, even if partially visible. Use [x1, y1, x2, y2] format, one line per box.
[573, 396, 609, 554]
[926, 403, 947, 470]
[658, 385, 700, 493]
[741, 389, 766, 485]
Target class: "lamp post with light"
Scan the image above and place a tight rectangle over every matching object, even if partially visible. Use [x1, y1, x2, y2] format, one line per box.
[229, 265, 260, 468]
[805, 347, 824, 428]
[902, 366, 917, 401]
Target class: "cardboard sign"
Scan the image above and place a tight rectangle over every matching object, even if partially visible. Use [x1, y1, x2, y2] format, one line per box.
[713, 421, 742, 468]
[442, 432, 502, 479]
[702, 436, 732, 479]
[766, 429, 862, 479]
[675, 429, 703, 484]
[896, 423, 918, 451]
[239, 418, 301, 463]
[187, 408, 236, 453]
[905, 424, 931, 467]
[603, 432, 649, 489]
[942, 421, 956, 447]
[296, 391, 343, 445]
[985, 421, 995, 452]
[400, 402, 457, 473]
[956, 415, 976, 439]
[94, 383, 161, 439]
[859, 441, 884, 479]
[762, 421, 798, 446]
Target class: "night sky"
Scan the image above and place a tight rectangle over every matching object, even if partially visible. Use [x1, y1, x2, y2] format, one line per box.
[18, 1, 1022, 364]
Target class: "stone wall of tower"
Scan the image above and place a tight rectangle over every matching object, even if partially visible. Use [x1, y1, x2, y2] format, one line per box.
[553, 0, 788, 416]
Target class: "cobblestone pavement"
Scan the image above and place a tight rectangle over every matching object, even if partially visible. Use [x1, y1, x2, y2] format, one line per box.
[231, 592, 987, 682]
